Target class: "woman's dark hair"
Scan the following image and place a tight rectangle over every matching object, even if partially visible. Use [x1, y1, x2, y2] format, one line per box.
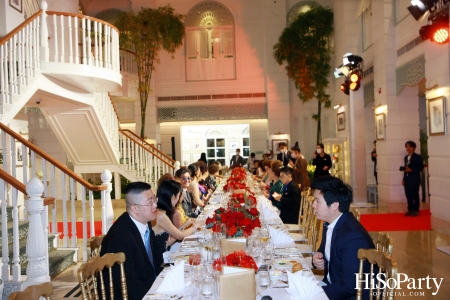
[405, 140, 416, 149]
[156, 180, 183, 222]
[187, 163, 198, 178]
[291, 141, 301, 153]
[198, 152, 207, 163]
[270, 160, 283, 177]
[196, 161, 208, 175]
[317, 143, 325, 149]
[157, 173, 175, 190]
[261, 159, 272, 170]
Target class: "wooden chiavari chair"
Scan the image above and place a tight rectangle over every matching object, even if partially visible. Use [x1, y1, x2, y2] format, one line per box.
[290, 195, 315, 242]
[285, 188, 311, 232]
[356, 248, 398, 300]
[8, 282, 53, 300]
[374, 232, 394, 256]
[350, 208, 361, 222]
[78, 252, 128, 300]
[89, 234, 106, 258]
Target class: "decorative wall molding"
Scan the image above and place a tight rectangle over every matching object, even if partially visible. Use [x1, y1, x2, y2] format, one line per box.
[158, 92, 266, 102]
[158, 104, 267, 122]
[396, 54, 425, 95]
[364, 80, 375, 107]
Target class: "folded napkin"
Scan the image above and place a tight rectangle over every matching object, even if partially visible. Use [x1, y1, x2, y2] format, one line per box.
[286, 270, 323, 299]
[156, 260, 185, 293]
[220, 266, 256, 300]
[268, 226, 294, 245]
[259, 206, 280, 222]
[221, 238, 246, 256]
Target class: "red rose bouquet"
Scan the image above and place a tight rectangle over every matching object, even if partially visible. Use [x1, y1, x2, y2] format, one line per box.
[213, 250, 258, 272]
[223, 167, 247, 191]
[205, 205, 261, 237]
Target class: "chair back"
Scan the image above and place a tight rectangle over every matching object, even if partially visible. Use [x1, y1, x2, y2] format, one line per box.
[356, 248, 398, 300]
[300, 196, 315, 234]
[78, 252, 128, 300]
[8, 282, 53, 300]
[375, 232, 394, 256]
[350, 208, 361, 222]
[89, 234, 106, 258]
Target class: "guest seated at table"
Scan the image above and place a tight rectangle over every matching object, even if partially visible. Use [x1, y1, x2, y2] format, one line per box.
[258, 159, 272, 190]
[175, 168, 198, 218]
[100, 181, 163, 300]
[273, 167, 300, 224]
[311, 176, 375, 300]
[204, 162, 219, 191]
[188, 163, 208, 208]
[157, 173, 191, 229]
[153, 180, 196, 253]
[263, 160, 284, 210]
[252, 160, 261, 175]
[196, 161, 213, 201]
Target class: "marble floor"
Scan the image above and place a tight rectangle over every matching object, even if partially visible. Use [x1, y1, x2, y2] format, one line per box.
[48, 201, 450, 299]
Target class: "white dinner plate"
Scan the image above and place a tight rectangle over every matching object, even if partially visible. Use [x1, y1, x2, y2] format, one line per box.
[273, 258, 304, 270]
[274, 246, 298, 256]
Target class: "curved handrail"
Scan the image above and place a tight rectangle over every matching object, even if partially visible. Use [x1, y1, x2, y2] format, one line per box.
[0, 10, 43, 47]
[119, 129, 175, 169]
[120, 48, 136, 55]
[107, 93, 120, 125]
[121, 129, 175, 164]
[0, 169, 55, 206]
[46, 11, 119, 33]
[0, 123, 106, 192]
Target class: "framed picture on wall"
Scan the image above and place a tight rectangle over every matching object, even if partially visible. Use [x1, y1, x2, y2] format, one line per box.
[428, 97, 446, 136]
[337, 112, 345, 131]
[182, 143, 190, 151]
[15, 141, 24, 166]
[10, 0, 23, 13]
[375, 113, 385, 140]
[230, 142, 238, 149]
[271, 139, 288, 153]
[193, 143, 201, 150]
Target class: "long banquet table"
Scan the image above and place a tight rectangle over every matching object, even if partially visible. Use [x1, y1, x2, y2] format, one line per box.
[144, 180, 329, 300]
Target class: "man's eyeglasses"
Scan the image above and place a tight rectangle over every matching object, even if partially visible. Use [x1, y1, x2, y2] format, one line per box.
[134, 197, 158, 207]
[181, 177, 191, 181]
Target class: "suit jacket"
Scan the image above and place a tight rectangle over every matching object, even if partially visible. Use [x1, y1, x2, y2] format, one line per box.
[230, 155, 245, 167]
[181, 189, 197, 218]
[315, 212, 375, 300]
[277, 151, 292, 167]
[403, 152, 423, 184]
[279, 180, 301, 224]
[292, 156, 310, 190]
[312, 153, 332, 177]
[100, 212, 163, 300]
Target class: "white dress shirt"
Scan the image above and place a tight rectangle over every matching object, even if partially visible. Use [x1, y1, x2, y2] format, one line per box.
[129, 214, 150, 246]
[325, 213, 343, 283]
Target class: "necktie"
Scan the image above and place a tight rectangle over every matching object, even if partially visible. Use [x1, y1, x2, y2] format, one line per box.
[282, 153, 285, 163]
[144, 229, 155, 270]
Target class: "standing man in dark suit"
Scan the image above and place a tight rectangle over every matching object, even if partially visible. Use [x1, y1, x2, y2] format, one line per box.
[230, 148, 245, 168]
[312, 143, 332, 178]
[100, 181, 163, 300]
[402, 140, 424, 217]
[276, 142, 292, 167]
[273, 167, 300, 224]
[371, 140, 378, 184]
[311, 176, 375, 300]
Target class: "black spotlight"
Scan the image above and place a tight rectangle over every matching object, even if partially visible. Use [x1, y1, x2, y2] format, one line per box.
[420, 13, 450, 44]
[340, 80, 350, 95]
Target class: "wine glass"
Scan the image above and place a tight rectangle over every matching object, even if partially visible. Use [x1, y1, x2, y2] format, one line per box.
[201, 277, 215, 298]
[256, 270, 271, 290]
[192, 264, 206, 285]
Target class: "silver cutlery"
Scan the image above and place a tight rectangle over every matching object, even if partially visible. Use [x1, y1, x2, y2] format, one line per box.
[273, 286, 289, 288]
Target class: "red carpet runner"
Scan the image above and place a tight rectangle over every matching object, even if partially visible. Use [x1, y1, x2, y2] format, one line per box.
[50, 221, 103, 238]
[360, 210, 431, 231]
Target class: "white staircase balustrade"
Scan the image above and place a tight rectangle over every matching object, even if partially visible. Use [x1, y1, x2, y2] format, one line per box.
[101, 169, 114, 234]
[0, 123, 113, 263]
[45, 11, 119, 71]
[22, 178, 50, 290]
[119, 130, 175, 187]
[119, 49, 138, 75]
[0, 10, 43, 115]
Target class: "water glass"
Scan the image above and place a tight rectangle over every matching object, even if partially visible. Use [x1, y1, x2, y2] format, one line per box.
[200, 277, 215, 298]
[192, 264, 206, 285]
[256, 270, 271, 290]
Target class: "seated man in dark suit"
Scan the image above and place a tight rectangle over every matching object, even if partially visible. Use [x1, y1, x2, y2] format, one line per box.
[311, 176, 375, 300]
[100, 181, 163, 300]
[273, 167, 300, 224]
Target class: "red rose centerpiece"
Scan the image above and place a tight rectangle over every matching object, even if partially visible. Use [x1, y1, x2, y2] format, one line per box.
[213, 250, 258, 272]
[205, 206, 261, 237]
[223, 167, 247, 192]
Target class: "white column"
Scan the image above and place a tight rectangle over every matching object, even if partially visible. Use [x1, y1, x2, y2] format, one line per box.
[101, 169, 114, 233]
[349, 87, 367, 202]
[22, 178, 50, 290]
[114, 172, 121, 200]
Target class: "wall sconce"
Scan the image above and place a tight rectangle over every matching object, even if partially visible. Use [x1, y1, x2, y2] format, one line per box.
[333, 103, 341, 109]
[274, 130, 286, 135]
[371, 103, 381, 111]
